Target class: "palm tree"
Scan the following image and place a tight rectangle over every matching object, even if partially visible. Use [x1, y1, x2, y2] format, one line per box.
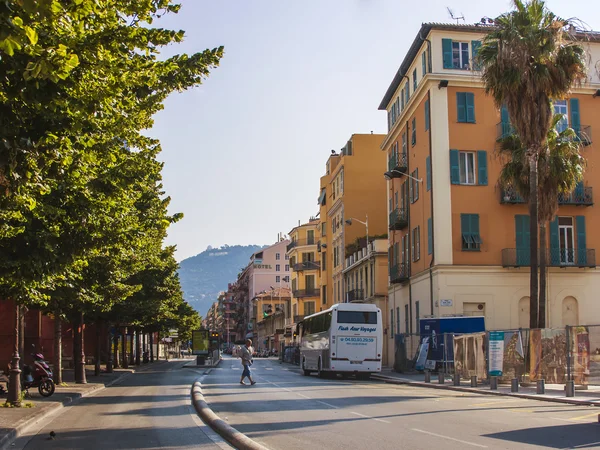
[478, 0, 587, 328]
[498, 114, 585, 327]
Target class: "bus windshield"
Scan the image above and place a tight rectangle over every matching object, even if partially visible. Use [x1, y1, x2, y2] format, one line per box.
[336, 311, 377, 324]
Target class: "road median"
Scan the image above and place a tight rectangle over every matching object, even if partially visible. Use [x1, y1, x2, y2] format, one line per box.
[191, 380, 269, 450]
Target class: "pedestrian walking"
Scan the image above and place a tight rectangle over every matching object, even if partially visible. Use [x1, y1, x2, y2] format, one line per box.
[239, 339, 256, 386]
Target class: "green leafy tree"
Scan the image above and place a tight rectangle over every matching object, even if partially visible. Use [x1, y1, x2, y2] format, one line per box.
[478, 0, 586, 328]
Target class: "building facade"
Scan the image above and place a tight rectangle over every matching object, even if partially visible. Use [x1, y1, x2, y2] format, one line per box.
[379, 23, 600, 349]
[316, 134, 388, 312]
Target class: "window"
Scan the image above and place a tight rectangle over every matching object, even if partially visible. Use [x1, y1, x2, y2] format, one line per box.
[428, 218, 433, 255]
[554, 100, 568, 132]
[390, 309, 394, 338]
[405, 81, 410, 103]
[322, 285, 327, 305]
[558, 216, 575, 264]
[321, 222, 327, 236]
[401, 87, 405, 110]
[306, 274, 315, 291]
[411, 118, 416, 146]
[459, 152, 476, 185]
[412, 226, 420, 261]
[426, 156, 431, 191]
[415, 301, 420, 331]
[461, 214, 482, 251]
[276, 264, 281, 272]
[413, 68, 417, 91]
[457, 92, 475, 123]
[396, 306, 400, 336]
[276, 253, 281, 260]
[305, 301, 315, 316]
[402, 132, 407, 155]
[276, 276, 280, 283]
[405, 304, 409, 333]
[422, 51, 427, 77]
[285, 254, 289, 260]
[411, 169, 419, 202]
[285, 264, 289, 271]
[337, 311, 377, 324]
[424, 99, 430, 131]
[452, 41, 470, 69]
[394, 191, 399, 207]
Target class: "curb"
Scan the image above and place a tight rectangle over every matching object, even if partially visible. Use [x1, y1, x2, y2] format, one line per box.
[0, 360, 170, 450]
[371, 374, 600, 407]
[191, 381, 268, 450]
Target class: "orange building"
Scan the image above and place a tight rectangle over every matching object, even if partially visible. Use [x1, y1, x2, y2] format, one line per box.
[316, 134, 388, 313]
[379, 23, 600, 342]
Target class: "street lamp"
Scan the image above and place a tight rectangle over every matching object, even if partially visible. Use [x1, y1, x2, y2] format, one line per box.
[384, 170, 423, 183]
[345, 215, 369, 249]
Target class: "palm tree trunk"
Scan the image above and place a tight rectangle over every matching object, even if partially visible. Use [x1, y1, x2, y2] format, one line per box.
[53, 308, 62, 384]
[539, 223, 547, 329]
[529, 154, 539, 329]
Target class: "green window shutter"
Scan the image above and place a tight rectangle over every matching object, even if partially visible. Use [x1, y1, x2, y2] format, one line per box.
[442, 38, 453, 69]
[477, 150, 488, 186]
[424, 99, 430, 131]
[471, 214, 480, 244]
[576, 215, 587, 265]
[457, 93, 466, 122]
[406, 82, 410, 102]
[428, 218, 432, 255]
[413, 69, 417, 91]
[501, 105, 509, 124]
[449, 149, 460, 184]
[515, 215, 531, 266]
[471, 40, 482, 70]
[550, 217, 560, 265]
[461, 214, 470, 249]
[426, 156, 431, 191]
[466, 93, 475, 123]
[570, 98, 581, 134]
[401, 88, 405, 110]
[422, 52, 426, 76]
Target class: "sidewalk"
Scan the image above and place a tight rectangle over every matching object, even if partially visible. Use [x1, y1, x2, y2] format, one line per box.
[373, 367, 600, 407]
[0, 360, 169, 450]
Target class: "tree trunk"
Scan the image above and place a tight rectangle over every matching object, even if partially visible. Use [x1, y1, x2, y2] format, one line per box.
[122, 327, 129, 369]
[129, 330, 134, 366]
[529, 154, 539, 329]
[539, 223, 547, 329]
[113, 332, 119, 369]
[149, 332, 154, 362]
[18, 305, 26, 369]
[106, 325, 113, 373]
[135, 329, 141, 366]
[53, 309, 62, 384]
[75, 311, 87, 384]
[7, 301, 22, 406]
[95, 321, 101, 376]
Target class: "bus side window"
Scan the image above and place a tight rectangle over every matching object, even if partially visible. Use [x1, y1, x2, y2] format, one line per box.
[324, 313, 331, 331]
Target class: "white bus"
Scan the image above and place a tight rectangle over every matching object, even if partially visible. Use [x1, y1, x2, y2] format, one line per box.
[299, 303, 382, 379]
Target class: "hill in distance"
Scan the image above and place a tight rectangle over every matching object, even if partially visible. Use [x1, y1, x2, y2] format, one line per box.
[178, 244, 265, 317]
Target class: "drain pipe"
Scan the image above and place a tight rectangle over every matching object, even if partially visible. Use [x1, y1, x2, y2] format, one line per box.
[427, 89, 435, 317]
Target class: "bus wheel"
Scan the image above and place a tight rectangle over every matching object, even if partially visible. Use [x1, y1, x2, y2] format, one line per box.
[302, 359, 311, 376]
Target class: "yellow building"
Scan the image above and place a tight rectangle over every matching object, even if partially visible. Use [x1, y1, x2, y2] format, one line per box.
[287, 219, 320, 332]
[379, 22, 600, 356]
[316, 134, 388, 312]
[342, 239, 391, 364]
[253, 287, 291, 352]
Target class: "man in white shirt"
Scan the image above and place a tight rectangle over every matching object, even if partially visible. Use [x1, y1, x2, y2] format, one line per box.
[239, 339, 256, 385]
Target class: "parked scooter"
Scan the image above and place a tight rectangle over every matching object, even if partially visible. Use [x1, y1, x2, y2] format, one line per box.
[17, 346, 56, 397]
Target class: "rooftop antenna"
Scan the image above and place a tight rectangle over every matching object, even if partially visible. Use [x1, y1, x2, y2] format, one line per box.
[447, 7, 465, 25]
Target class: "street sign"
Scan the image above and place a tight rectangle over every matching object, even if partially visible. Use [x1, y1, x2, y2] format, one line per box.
[489, 331, 505, 376]
[440, 299, 453, 307]
[192, 330, 209, 356]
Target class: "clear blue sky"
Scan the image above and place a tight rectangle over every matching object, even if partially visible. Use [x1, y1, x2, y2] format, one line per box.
[148, 0, 599, 262]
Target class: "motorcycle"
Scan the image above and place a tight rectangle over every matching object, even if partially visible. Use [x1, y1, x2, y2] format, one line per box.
[9, 347, 56, 397]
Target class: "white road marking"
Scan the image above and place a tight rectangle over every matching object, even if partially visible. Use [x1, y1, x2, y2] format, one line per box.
[317, 400, 339, 409]
[296, 393, 311, 399]
[265, 368, 274, 370]
[567, 442, 600, 449]
[411, 428, 487, 448]
[351, 411, 391, 424]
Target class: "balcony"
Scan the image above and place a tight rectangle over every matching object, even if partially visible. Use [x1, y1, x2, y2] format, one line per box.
[387, 151, 407, 175]
[287, 238, 316, 252]
[346, 288, 364, 302]
[558, 186, 593, 206]
[293, 261, 320, 271]
[389, 263, 409, 284]
[389, 207, 408, 230]
[293, 288, 319, 298]
[501, 248, 596, 268]
[500, 187, 525, 204]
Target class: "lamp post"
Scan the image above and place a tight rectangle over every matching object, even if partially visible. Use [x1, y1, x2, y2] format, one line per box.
[345, 215, 369, 248]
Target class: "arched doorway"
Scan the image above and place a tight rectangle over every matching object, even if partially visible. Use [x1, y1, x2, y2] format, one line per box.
[562, 296, 579, 326]
[518, 297, 530, 329]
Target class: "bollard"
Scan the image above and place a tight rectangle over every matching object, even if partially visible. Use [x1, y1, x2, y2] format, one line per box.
[438, 372, 445, 384]
[471, 375, 477, 387]
[511, 378, 519, 393]
[566, 380, 575, 397]
[424, 371, 431, 383]
[453, 373, 460, 386]
[536, 379, 545, 394]
[490, 376, 498, 390]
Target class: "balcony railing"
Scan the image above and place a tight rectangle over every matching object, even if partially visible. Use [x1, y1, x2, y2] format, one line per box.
[389, 207, 408, 230]
[389, 263, 409, 284]
[502, 248, 596, 268]
[293, 261, 320, 271]
[287, 238, 316, 252]
[558, 186, 593, 206]
[293, 288, 319, 298]
[388, 151, 408, 175]
[346, 288, 364, 302]
[501, 186, 593, 206]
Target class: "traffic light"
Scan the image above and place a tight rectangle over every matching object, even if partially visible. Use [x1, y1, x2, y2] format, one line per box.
[211, 332, 219, 338]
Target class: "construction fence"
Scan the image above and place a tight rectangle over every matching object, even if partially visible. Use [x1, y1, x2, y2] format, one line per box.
[394, 325, 600, 387]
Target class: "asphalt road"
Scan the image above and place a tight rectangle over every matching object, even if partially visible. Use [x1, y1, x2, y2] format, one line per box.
[204, 356, 600, 450]
[12, 360, 231, 450]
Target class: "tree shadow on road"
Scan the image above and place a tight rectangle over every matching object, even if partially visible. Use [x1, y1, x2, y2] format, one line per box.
[483, 423, 600, 448]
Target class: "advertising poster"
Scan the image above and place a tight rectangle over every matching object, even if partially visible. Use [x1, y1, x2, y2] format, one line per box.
[192, 330, 209, 356]
[488, 331, 505, 376]
[415, 337, 430, 371]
